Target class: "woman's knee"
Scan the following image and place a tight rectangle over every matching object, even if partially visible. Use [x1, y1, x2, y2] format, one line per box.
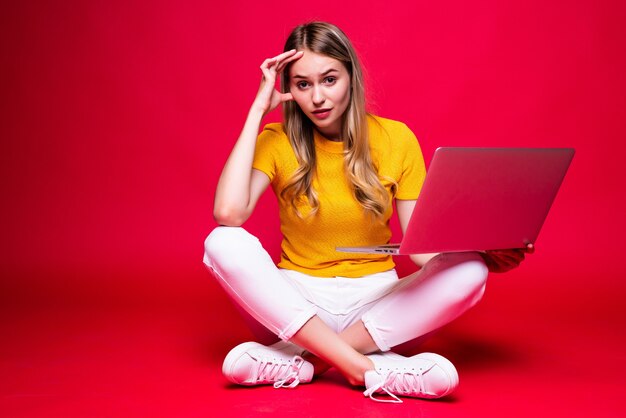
[444, 254, 489, 304]
[203, 226, 255, 266]
[463, 257, 488, 292]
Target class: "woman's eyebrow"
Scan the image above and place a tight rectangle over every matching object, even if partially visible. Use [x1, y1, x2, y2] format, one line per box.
[292, 68, 339, 79]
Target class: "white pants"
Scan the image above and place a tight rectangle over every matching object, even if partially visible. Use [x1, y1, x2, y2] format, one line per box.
[203, 226, 488, 352]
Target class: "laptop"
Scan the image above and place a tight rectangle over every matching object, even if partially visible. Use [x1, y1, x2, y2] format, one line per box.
[336, 147, 575, 255]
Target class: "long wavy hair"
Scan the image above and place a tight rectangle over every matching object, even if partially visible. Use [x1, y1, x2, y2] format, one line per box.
[280, 22, 390, 219]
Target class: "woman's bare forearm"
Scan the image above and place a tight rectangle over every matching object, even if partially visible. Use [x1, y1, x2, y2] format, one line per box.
[213, 107, 265, 224]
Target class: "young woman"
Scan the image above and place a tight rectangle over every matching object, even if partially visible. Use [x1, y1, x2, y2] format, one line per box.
[203, 22, 529, 403]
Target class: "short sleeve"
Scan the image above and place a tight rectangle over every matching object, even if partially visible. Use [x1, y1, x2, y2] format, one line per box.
[252, 124, 281, 182]
[395, 125, 426, 200]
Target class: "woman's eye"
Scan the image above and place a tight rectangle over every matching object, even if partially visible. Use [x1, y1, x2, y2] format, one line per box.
[296, 81, 309, 89]
[324, 77, 337, 84]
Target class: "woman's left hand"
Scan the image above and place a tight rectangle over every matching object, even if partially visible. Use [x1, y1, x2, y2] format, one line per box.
[480, 244, 534, 273]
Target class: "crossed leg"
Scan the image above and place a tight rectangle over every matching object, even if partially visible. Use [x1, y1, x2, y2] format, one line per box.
[204, 226, 488, 386]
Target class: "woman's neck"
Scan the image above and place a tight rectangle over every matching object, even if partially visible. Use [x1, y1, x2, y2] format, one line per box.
[315, 128, 342, 142]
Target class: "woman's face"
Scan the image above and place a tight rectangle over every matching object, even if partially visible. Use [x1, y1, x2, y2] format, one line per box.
[288, 50, 351, 141]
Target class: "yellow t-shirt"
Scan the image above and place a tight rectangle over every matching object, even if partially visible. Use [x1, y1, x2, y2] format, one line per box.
[252, 114, 426, 278]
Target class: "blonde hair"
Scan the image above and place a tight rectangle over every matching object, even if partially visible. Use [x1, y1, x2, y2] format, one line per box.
[280, 22, 390, 219]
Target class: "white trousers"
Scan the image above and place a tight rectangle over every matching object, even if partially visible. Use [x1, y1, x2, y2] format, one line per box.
[203, 226, 488, 352]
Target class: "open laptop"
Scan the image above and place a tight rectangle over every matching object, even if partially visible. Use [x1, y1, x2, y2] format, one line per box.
[336, 147, 575, 255]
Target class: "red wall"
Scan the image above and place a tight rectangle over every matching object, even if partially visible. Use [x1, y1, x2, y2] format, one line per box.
[2, 0, 625, 292]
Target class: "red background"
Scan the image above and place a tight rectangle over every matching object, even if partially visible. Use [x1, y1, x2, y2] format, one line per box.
[2, 0, 625, 417]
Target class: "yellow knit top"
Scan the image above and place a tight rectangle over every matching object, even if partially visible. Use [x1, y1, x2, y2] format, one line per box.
[252, 115, 426, 278]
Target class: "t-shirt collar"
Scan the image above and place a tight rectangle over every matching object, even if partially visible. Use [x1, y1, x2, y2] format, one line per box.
[313, 129, 344, 154]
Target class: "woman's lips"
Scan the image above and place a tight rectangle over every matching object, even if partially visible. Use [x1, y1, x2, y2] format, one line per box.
[312, 109, 332, 119]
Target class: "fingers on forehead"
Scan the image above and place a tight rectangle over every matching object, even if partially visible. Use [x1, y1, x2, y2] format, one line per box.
[278, 50, 304, 63]
[276, 49, 297, 60]
[277, 53, 303, 73]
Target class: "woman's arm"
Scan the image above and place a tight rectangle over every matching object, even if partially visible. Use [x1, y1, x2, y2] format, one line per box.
[213, 49, 303, 226]
[395, 199, 439, 267]
[213, 110, 270, 226]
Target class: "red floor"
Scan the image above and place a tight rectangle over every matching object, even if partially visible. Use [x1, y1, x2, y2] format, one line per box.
[3, 1, 625, 416]
[1, 264, 625, 418]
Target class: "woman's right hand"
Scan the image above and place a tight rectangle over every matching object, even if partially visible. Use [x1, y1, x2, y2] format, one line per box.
[252, 49, 304, 116]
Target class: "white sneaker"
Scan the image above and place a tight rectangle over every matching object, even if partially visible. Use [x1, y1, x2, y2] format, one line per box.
[363, 352, 459, 403]
[222, 341, 314, 388]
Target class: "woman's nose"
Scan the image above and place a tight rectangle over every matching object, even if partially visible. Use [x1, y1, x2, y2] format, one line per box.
[312, 86, 325, 105]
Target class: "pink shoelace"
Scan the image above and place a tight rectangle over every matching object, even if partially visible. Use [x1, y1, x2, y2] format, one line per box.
[253, 355, 307, 389]
[363, 362, 437, 403]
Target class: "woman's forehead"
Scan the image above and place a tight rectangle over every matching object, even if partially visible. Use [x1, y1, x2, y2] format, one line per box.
[289, 50, 346, 79]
